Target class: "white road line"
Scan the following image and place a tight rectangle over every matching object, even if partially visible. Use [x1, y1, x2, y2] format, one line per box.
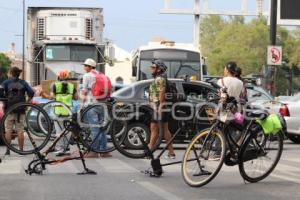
[281, 157, 300, 164]
[137, 181, 182, 200]
[95, 159, 138, 173]
[0, 160, 21, 174]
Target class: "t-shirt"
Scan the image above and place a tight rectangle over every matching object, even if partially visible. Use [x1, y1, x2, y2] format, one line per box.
[217, 76, 243, 102]
[149, 75, 167, 104]
[82, 70, 97, 106]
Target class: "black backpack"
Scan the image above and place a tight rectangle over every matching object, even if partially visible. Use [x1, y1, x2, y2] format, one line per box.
[165, 79, 178, 104]
[6, 79, 26, 113]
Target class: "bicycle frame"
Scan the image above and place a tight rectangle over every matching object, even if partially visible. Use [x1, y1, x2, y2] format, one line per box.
[25, 114, 97, 175]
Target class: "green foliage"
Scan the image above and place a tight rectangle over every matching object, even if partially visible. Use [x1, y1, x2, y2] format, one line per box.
[0, 53, 11, 82]
[200, 16, 269, 76]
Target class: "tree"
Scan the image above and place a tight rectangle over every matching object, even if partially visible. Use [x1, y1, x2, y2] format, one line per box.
[0, 53, 11, 82]
[200, 16, 269, 76]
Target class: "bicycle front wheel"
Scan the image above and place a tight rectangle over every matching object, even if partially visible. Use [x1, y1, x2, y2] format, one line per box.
[0, 103, 53, 155]
[182, 127, 226, 187]
[111, 106, 163, 159]
[238, 128, 284, 183]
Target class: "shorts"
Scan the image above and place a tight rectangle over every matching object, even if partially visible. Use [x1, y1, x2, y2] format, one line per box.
[151, 111, 170, 123]
[4, 113, 25, 133]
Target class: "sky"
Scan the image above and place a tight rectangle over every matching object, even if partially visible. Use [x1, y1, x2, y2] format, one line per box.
[0, 0, 267, 53]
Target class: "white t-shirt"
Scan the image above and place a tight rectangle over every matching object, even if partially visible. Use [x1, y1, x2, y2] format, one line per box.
[217, 76, 244, 102]
[82, 70, 97, 106]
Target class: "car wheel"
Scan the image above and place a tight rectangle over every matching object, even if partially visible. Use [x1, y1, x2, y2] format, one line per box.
[287, 134, 300, 144]
[124, 122, 150, 149]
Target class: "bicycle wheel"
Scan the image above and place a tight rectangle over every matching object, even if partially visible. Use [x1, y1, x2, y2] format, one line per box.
[80, 103, 117, 153]
[238, 126, 284, 183]
[182, 126, 226, 187]
[0, 102, 53, 155]
[41, 101, 72, 137]
[111, 105, 163, 159]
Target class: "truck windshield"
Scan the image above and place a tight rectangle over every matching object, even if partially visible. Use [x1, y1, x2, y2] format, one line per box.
[46, 45, 96, 61]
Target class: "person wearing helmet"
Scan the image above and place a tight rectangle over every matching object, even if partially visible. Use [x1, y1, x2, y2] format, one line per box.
[50, 70, 78, 156]
[148, 59, 175, 159]
[81, 58, 112, 158]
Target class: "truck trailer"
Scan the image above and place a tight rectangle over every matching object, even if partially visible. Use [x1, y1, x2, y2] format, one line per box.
[26, 7, 107, 85]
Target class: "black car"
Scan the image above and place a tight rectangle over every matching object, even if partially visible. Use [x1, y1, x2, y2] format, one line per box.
[112, 79, 219, 148]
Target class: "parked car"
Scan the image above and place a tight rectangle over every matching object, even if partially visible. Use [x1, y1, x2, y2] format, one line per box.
[112, 79, 220, 148]
[266, 93, 300, 143]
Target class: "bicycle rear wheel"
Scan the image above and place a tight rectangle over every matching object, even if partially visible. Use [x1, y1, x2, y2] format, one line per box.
[181, 127, 226, 187]
[238, 127, 284, 183]
[80, 103, 117, 153]
[111, 106, 163, 159]
[0, 103, 52, 155]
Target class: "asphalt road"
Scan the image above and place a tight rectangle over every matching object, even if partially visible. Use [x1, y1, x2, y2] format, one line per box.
[0, 141, 300, 200]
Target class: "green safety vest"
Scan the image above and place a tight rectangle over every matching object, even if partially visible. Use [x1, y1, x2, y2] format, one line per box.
[54, 82, 74, 116]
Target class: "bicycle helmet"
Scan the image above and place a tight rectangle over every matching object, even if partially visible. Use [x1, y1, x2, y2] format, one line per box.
[58, 70, 69, 80]
[152, 59, 167, 73]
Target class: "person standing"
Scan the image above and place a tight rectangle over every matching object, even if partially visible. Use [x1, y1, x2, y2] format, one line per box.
[2, 67, 34, 155]
[50, 70, 78, 156]
[81, 58, 112, 158]
[148, 59, 175, 159]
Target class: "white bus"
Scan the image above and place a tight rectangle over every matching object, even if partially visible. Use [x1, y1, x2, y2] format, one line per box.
[131, 41, 207, 81]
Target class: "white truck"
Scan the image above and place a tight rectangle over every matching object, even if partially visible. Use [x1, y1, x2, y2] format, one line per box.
[26, 7, 112, 85]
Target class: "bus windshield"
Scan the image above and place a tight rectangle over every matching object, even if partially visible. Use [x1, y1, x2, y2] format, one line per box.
[138, 49, 201, 80]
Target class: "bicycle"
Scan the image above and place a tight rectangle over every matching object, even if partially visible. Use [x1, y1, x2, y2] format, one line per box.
[40, 101, 118, 154]
[181, 86, 284, 187]
[0, 100, 126, 175]
[110, 100, 218, 177]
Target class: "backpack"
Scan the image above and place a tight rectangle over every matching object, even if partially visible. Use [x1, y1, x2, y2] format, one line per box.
[165, 79, 178, 103]
[6, 79, 26, 113]
[91, 70, 112, 100]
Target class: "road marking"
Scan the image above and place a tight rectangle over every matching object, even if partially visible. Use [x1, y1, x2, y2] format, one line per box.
[0, 160, 21, 174]
[281, 157, 300, 164]
[137, 181, 182, 200]
[95, 159, 137, 173]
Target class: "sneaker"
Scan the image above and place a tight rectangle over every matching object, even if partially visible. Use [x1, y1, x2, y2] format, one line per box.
[55, 150, 71, 157]
[165, 154, 176, 159]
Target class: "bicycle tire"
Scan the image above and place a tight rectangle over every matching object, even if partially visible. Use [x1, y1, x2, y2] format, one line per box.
[80, 103, 118, 153]
[0, 102, 53, 155]
[181, 126, 226, 187]
[238, 128, 284, 183]
[111, 108, 163, 159]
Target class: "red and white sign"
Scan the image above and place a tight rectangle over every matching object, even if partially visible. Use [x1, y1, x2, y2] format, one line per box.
[267, 46, 282, 65]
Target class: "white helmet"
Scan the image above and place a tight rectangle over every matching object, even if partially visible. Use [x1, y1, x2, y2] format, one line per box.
[83, 58, 96, 68]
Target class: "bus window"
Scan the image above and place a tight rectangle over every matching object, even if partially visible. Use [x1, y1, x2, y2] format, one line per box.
[139, 60, 153, 80]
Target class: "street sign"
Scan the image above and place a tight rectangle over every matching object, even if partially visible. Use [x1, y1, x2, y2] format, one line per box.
[267, 46, 282, 65]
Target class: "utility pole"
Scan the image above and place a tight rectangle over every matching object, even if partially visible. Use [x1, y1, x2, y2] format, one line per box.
[22, 0, 25, 79]
[269, 0, 278, 96]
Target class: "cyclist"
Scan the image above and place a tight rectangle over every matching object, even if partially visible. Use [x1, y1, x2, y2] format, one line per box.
[50, 70, 78, 156]
[148, 59, 175, 159]
[217, 61, 244, 102]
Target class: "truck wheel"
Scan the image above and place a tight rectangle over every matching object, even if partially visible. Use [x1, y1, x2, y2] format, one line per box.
[288, 134, 300, 144]
[124, 122, 150, 149]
